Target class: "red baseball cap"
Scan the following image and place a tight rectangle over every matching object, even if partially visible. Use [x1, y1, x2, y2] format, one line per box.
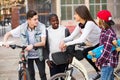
[97, 10, 112, 22]
[97, 10, 114, 25]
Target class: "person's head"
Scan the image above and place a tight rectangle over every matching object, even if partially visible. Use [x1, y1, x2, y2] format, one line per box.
[26, 10, 39, 29]
[74, 5, 95, 23]
[97, 10, 115, 29]
[48, 14, 59, 29]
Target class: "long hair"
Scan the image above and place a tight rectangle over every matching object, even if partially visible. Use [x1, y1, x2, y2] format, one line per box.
[75, 5, 97, 24]
[98, 19, 115, 29]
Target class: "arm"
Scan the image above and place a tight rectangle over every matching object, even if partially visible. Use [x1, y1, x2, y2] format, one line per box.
[34, 23, 46, 47]
[26, 24, 46, 51]
[34, 36, 46, 47]
[63, 25, 81, 42]
[65, 22, 94, 46]
[59, 26, 79, 51]
[3, 26, 20, 45]
[3, 31, 12, 44]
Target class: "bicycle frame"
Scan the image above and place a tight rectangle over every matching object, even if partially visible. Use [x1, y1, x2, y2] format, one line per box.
[18, 49, 28, 80]
[65, 57, 89, 80]
[8, 44, 30, 80]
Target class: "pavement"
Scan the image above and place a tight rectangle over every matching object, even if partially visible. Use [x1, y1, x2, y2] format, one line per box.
[0, 36, 120, 80]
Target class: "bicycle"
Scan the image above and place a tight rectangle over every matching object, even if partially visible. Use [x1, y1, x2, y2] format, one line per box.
[49, 43, 120, 80]
[4, 44, 31, 80]
[49, 56, 89, 80]
[49, 43, 91, 80]
[114, 68, 120, 80]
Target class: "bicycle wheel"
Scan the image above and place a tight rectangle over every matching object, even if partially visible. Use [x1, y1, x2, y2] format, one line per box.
[71, 66, 86, 80]
[50, 73, 75, 80]
[19, 68, 31, 80]
[50, 67, 86, 80]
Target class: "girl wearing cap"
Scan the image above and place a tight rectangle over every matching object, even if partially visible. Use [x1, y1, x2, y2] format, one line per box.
[60, 5, 101, 80]
[96, 10, 119, 80]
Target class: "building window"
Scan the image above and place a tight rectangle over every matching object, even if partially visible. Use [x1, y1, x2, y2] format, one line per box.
[89, 0, 107, 19]
[89, 0, 120, 20]
[61, 0, 85, 20]
[114, 0, 120, 18]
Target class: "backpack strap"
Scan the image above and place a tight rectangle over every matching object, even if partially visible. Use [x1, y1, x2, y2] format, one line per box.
[65, 28, 70, 37]
[43, 29, 49, 60]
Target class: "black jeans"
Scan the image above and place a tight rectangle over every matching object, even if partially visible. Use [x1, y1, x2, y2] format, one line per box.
[28, 58, 47, 80]
[83, 44, 100, 72]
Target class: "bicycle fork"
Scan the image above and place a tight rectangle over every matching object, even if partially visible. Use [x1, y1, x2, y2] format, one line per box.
[18, 60, 27, 80]
[65, 67, 74, 80]
[18, 61, 23, 80]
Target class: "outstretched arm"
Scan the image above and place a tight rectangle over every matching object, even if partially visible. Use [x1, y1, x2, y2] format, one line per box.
[3, 31, 13, 46]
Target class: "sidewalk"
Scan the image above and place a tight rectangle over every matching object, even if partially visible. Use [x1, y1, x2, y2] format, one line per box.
[0, 37, 120, 80]
[0, 25, 11, 36]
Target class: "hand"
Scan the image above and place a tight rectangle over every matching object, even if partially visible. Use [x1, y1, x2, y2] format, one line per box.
[96, 63, 101, 70]
[3, 42, 9, 48]
[46, 60, 53, 68]
[97, 66, 101, 70]
[59, 41, 67, 52]
[25, 44, 33, 51]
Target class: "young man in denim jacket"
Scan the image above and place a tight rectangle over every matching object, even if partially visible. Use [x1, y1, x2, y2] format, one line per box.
[3, 10, 47, 80]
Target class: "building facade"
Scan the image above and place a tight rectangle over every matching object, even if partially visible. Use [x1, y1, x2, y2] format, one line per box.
[0, 0, 120, 29]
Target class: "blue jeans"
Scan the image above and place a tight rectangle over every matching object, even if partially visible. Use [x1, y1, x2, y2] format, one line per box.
[101, 66, 114, 80]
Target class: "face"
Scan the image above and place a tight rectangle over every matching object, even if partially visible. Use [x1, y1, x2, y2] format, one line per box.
[96, 17, 100, 25]
[50, 16, 59, 29]
[74, 12, 81, 22]
[28, 15, 39, 28]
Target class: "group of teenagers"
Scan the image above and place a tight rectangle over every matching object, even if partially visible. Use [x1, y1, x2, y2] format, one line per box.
[3, 5, 119, 80]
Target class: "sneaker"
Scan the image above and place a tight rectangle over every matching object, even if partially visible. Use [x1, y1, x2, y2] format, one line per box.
[92, 73, 101, 80]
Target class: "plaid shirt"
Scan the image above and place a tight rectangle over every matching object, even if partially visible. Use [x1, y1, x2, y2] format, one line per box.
[96, 27, 119, 68]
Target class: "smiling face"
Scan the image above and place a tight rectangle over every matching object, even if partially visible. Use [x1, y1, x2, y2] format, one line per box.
[49, 16, 59, 29]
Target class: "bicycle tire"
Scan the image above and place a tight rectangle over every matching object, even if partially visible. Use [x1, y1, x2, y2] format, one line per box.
[72, 65, 86, 80]
[19, 68, 31, 80]
[50, 73, 75, 80]
[50, 67, 86, 80]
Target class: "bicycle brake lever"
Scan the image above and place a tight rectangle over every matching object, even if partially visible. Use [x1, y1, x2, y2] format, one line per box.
[77, 42, 86, 48]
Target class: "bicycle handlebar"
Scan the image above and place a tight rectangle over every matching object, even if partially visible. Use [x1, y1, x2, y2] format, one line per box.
[75, 42, 86, 47]
[9, 44, 26, 50]
[75, 41, 92, 47]
[9, 44, 39, 50]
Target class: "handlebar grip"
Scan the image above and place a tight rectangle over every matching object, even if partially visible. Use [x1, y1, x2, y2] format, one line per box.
[9, 44, 16, 49]
[77, 42, 86, 48]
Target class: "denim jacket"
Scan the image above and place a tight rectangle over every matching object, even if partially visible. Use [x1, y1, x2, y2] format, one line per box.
[20, 22, 46, 61]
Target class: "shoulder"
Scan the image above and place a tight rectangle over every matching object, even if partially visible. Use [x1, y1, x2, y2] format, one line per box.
[20, 21, 28, 28]
[18, 22, 28, 31]
[85, 21, 100, 30]
[86, 21, 97, 26]
[107, 27, 116, 35]
[47, 25, 52, 30]
[38, 22, 46, 28]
